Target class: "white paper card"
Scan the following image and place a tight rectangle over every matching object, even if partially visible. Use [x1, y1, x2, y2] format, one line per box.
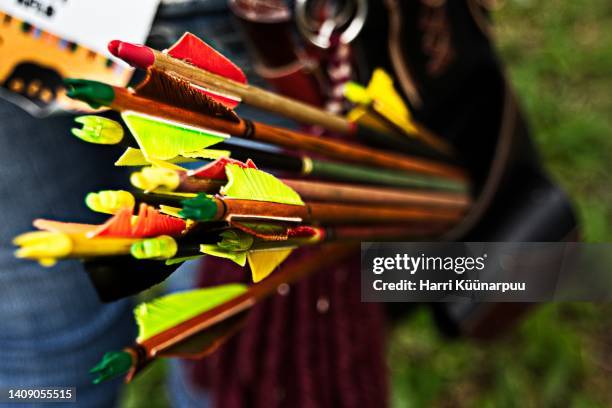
[0, 0, 160, 58]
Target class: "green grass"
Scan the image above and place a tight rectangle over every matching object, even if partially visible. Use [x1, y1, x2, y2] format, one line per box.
[119, 361, 169, 408]
[495, 0, 612, 242]
[390, 1, 612, 407]
[390, 304, 612, 408]
[120, 1, 612, 406]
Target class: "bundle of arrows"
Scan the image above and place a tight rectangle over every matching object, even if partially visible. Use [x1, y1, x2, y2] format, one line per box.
[13, 33, 471, 383]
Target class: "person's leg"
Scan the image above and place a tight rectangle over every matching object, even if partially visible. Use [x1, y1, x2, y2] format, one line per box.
[165, 261, 213, 408]
[0, 102, 136, 407]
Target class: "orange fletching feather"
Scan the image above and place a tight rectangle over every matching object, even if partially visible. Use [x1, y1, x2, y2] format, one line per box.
[90, 204, 186, 238]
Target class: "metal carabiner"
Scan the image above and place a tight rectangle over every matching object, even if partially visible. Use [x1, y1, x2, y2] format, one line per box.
[295, 0, 368, 49]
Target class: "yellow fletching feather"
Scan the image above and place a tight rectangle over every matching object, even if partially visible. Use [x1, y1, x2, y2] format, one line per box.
[345, 68, 418, 136]
[115, 147, 199, 167]
[86, 190, 135, 214]
[347, 106, 398, 135]
[181, 149, 230, 160]
[147, 158, 189, 172]
[157, 192, 197, 198]
[130, 167, 180, 192]
[221, 165, 304, 205]
[366, 69, 418, 135]
[13, 231, 72, 267]
[343, 82, 372, 105]
[13, 230, 137, 265]
[159, 205, 185, 218]
[247, 249, 293, 283]
[367, 69, 410, 119]
[121, 111, 228, 161]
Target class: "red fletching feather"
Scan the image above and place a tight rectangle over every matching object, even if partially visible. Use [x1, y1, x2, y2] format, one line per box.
[90, 204, 186, 238]
[132, 204, 186, 237]
[91, 210, 132, 237]
[167, 32, 246, 108]
[191, 157, 257, 180]
[287, 226, 320, 238]
[191, 86, 242, 108]
[167, 33, 246, 83]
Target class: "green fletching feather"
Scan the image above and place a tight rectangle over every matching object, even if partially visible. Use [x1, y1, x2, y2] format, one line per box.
[235, 222, 287, 237]
[179, 193, 218, 220]
[72, 115, 124, 145]
[217, 230, 254, 251]
[198, 229, 253, 265]
[134, 284, 247, 342]
[221, 164, 304, 205]
[64, 78, 115, 109]
[121, 111, 227, 161]
[131, 235, 178, 260]
[89, 351, 132, 384]
[165, 254, 204, 265]
[200, 244, 248, 266]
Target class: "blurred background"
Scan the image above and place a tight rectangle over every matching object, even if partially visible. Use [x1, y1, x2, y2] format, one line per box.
[120, 1, 612, 406]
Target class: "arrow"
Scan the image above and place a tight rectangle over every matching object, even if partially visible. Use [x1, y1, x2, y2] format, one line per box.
[178, 165, 464, 225]
[124, 159, 470, 209]
[108, 34, 454, 159]
[70, 115, 466, 192]
[64, 74, 468, 181]
[91, 243, 354, 384]
[109, 34, 348, 132]
[13, 230, 138, 266]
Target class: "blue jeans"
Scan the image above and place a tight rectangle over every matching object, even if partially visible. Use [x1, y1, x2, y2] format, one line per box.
[0, 102, 137, 407]
[0, 3, 296, 407]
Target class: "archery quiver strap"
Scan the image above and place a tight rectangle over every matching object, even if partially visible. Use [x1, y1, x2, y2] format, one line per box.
[361, 0, 578, 338]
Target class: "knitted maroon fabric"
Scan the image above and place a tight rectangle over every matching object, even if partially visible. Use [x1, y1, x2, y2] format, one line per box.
[187, 247, 388, 407]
